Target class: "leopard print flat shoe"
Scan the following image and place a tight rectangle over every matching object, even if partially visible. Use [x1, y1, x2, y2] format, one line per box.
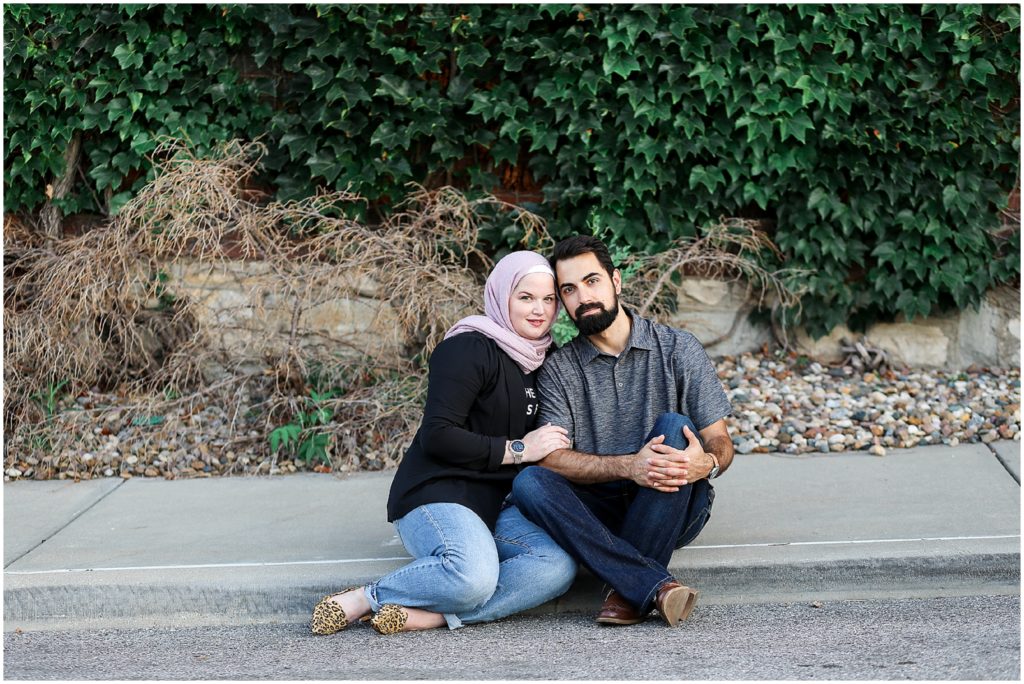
[310, 586, 362, 635]
[369, 604, 408, 635]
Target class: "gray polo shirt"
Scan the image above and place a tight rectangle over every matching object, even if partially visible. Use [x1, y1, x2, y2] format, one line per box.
[537, 309, 732, 457]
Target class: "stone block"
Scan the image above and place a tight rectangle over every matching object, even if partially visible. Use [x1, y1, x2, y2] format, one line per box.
[868, 322, 949, 368]
[678, 279, 734, 308]
[794, 325, 851, 363]
[158, 258, 405, 364]
[667, 278, 773, 355]
[987, 286, 1021, 369]
[957, 301, 1000, 367]
[166, 260, 273, 290]
[670, 310, 772, 356]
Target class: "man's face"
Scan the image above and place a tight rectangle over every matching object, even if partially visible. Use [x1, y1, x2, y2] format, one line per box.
[554, 253, 622, 336]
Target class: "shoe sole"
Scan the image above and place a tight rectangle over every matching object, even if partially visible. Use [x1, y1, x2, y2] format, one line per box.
[660, 586, 699, 627]
[595, 615, 646, 626]
[679, 588, 699, 622]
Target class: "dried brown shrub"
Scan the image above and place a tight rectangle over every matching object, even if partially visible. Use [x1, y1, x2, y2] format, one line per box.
[622, 219, 811, 350]
[3, 140, 549, 475]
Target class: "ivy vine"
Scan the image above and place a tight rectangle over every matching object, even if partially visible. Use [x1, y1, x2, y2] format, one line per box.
[4, 4, 1019, 334]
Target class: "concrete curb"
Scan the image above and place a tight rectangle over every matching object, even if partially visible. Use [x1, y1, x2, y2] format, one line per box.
[5, 445, 1019, 632]
[6, 552, 1019, 632]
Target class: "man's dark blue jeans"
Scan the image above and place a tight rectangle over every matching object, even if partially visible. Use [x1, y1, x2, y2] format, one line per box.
[511, 412, 714, 614]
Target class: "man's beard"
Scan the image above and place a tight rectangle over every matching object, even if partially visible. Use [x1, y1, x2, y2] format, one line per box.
[573, 296, 619, 336]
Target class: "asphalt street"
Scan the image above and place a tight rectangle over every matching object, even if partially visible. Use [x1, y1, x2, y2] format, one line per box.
[4, 595, 1020, 680]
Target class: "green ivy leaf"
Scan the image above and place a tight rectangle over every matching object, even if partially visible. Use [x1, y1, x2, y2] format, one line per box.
[688, 165, 725, 193]
[602, 50, 641, 79]
[489, 138, 519, 165]
[111, 43, 144, 70]
[375, 74, 412, 104]
[777, 111, 814, 143]
[306, 64, 333, 90]
[307, 150, 342, 183]
[456, 42, 489, 68]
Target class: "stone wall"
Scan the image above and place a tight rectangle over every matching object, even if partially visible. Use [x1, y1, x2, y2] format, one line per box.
[670, 278, 1020, 369]
[166, 260, 406, 371]
[168, 260, 1020, 370]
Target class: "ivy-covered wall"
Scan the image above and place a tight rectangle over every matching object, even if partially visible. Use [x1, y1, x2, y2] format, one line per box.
[4, 4, 1020, 334]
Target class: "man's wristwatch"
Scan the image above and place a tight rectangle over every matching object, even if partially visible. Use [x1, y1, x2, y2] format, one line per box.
[509, 440, 526, 465]
[707, 453, 721, 480]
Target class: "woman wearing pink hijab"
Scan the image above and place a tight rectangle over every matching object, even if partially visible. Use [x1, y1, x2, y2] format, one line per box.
[311, 251, 576, 636]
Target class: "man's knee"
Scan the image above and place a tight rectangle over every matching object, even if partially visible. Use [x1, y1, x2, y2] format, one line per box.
[511, 466, 567, 510]
[650, 412, 701, 450]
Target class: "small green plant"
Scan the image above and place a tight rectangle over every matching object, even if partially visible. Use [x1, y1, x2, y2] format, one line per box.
[30, 379, 69, 419]
[270, 389, 337, 465]
[27, 379, 70, 454]
[149, 270, 177, 311]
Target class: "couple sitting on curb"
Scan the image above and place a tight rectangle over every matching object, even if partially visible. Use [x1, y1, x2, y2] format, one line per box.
[310, 235, 735, 635]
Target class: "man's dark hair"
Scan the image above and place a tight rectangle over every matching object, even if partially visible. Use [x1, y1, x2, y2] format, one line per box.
[549, 235, 616, 278]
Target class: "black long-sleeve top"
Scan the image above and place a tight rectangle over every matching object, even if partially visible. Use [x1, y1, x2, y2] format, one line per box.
[386, 331, 540, 531]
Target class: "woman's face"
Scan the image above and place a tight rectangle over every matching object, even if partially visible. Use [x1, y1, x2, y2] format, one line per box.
[508, 272, 558, 340]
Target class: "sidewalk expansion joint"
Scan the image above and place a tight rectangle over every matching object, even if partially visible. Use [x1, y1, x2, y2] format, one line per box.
[986, 443, 1020, 485]
[5, 535, 1019, 576]
[3, 479, 128, 570]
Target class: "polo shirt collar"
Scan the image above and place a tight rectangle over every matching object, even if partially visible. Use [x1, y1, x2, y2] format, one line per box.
[576, 307, 654, 364]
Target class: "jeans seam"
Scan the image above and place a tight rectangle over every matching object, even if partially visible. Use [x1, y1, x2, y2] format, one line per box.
[420, 505, 452, 557]
[493, 535, 531, 552]
[639, 556, 663, 572]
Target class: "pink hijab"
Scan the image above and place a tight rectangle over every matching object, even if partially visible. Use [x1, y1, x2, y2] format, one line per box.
[444, 251, 557, 373]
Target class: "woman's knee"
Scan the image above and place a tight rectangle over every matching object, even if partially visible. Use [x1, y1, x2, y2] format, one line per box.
[537, 548, 578, 595]
[440, 551, 499, 608]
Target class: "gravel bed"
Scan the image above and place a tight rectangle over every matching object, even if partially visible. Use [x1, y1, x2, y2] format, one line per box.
[718, 356, 1019, 456]
[4, 352, 1019, 482]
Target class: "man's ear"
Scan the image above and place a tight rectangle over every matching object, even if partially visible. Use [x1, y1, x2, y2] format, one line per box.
[613, 269, 622, 295]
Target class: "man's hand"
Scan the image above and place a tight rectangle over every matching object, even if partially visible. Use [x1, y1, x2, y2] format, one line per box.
[625, 434, 677, 490]
[645, 425, 716, 491]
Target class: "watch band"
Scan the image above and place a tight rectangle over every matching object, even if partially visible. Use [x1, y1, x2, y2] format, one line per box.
[708, 452, 721, 479]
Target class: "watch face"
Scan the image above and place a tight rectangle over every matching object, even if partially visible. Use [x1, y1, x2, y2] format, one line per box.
[511, 440, 526, 453]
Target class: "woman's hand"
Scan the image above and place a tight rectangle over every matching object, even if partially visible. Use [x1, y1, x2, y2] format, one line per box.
[519, 423, 571, 463]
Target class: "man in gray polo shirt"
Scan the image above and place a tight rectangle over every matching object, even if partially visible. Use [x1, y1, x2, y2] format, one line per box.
[511, 235, 735, 627]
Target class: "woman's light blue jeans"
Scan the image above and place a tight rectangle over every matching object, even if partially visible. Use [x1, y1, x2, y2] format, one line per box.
[365, 501, 577, 629]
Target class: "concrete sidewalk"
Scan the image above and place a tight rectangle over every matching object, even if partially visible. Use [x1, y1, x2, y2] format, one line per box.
[4, 442, 1020, 631]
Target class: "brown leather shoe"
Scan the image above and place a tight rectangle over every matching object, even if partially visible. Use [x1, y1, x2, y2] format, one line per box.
[595, 590, 646, 625]
[655, 580, 699, 627]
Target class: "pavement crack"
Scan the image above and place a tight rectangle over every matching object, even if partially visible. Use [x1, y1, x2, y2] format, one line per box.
[3, 480, 128, 570]
[984, 443, 1020, 485]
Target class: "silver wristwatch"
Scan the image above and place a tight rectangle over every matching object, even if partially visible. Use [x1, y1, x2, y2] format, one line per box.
[510, 440, 526, 465]
[708, 453, 721, 479]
